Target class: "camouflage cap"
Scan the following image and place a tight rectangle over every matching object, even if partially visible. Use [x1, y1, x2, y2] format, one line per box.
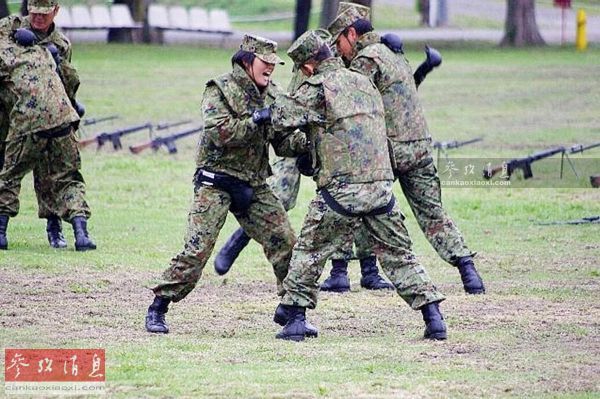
[287, 30, 328, 67]
[28, 0, 58, 14]
[240, 34, 284, 65]
[328, 2, 371, 42]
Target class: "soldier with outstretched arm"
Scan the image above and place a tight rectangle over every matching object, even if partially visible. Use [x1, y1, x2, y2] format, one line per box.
[144, 35, 316, 337]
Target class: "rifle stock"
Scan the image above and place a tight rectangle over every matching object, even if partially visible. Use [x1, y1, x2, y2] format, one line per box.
[78, 136, 99, 148]
[129, 141, 155, 154]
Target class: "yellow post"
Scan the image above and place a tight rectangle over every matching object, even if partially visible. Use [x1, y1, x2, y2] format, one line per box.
[576, 9, 587, 51]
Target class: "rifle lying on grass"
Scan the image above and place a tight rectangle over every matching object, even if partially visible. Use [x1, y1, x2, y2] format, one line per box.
[536, 215, 599, 225]
[79, 122, 153, 150]
[483, 142, 600, 180]
[129, 126, 202, 154]
[433, 137, 483, 166]
[81, 115, 119, 127]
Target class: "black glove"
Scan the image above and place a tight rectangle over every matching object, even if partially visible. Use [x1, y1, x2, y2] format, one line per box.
[381, 33, 404, 54]
[296, 152, 315, 176]
[72, 100, 85, 117]
[13, 28, 37, 47]
[45, 43, 62, 67]
[252, 107, 272, 125]
[413, 45, 443, 88]
[425, 46, 442, 68]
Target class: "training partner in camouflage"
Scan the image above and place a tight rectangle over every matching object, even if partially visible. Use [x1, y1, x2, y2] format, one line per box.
[0, 0, 86, 249]
[0, 33, 94, 251]
[271, 30, 447, 342]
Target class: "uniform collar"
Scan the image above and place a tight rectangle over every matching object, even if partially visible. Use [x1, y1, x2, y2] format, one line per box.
[355, 32, 380, 52]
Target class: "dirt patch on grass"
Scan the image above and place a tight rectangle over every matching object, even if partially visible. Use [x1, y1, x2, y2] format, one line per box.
[1, 269, 598, 395]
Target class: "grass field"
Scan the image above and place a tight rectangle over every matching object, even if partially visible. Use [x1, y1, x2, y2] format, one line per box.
[1, 43, 599, 398]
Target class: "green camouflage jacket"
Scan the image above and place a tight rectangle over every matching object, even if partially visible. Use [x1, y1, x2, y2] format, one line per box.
[0, 36, 79, 139]
[196, 64, 306, 186]
[350, 32, 430, 142]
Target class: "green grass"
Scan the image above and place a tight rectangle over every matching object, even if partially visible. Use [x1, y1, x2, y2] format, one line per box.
[1, 44, 599, 398]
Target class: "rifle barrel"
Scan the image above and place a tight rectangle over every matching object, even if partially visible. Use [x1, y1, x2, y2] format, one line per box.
[156, 120, 193, 131]
[434, 137, 483, 150]
[82, 115, 119, 126]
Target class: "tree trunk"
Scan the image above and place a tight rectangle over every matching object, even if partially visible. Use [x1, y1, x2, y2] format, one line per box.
[501, 0, 545, 46]
[20, 0, 28, 16]
[320, 0, 339, 28]
[294, 0, 311, 40]
[108, 0, 135, 43]
[0, 0, 9, 18]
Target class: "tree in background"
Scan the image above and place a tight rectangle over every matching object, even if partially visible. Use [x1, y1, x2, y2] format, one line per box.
[294, 0, 311, 39]
[108, 0, 146, 43]
[501, 0, 545, 46]
[0, 0, 9, 19]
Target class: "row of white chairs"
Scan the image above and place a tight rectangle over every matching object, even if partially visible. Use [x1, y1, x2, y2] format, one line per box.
[147, 5, 232, 34]
[54, 4, 140, 29]
[52, 4, 233, 35]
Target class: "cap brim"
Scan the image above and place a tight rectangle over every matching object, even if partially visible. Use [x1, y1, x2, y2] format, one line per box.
[256, 53, 285, 65]
[28, 6, 55, 14]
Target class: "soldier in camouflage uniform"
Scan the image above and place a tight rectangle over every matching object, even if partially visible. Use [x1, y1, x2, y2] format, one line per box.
[0, 29, 94, 251]
[270, 31, 447, 342]
[0, 0, 86, 249]
[327, 2, 485, 294]
[214, 30, 393, 292]
[145, 35, 317, 336]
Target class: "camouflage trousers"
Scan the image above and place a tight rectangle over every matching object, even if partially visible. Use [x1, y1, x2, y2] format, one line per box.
[0, 131, 90, 220]
[0, 142, 57, 219]
[385, 138, 473, 266]
[151, 183, 296, 302]
[281, 192, 445, 310]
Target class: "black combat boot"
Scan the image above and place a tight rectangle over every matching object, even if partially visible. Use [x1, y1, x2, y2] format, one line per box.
[457, 256, 485, 294]
[145, 296, 171, 334]
[214, 228, 251, 275]
[71, 216, 96, 251]
[421, 301, 447, 340]
[0, 215, 8, 250]
[46, 216, 67, 249]
[359, 256, 394, 290]
[275, 305, 309, 342]
[320, 259, 350, 293]
[273, 304, 318, 338]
